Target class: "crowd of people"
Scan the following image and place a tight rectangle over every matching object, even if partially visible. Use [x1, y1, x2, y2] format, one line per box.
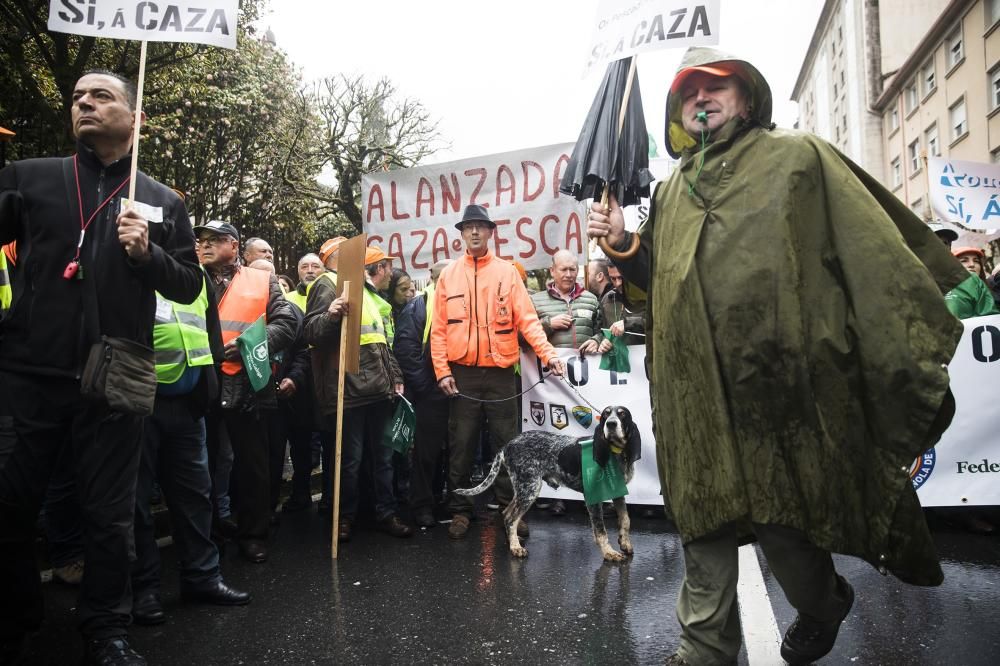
[1, 46, 997, 666]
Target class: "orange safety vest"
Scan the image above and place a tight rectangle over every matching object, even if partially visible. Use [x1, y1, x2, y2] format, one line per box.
[218, 266, 270, 375]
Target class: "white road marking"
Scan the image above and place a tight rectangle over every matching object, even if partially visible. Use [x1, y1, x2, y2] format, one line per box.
[738, 544, 784, 665]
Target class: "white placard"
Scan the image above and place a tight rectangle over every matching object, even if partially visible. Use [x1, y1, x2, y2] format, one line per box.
[362, 144, 586, 280]
[928, 157, 1000, 230]
[48, 0, 239, 49]
[583, 0, 721, 77]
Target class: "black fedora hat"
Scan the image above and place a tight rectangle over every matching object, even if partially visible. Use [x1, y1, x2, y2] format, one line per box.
[455, 204, 496, 230]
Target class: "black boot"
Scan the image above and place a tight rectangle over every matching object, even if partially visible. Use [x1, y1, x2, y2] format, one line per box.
[780, 576, 854, 665]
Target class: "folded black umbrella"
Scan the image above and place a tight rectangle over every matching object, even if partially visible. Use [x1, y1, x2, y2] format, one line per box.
[560, 57, 654, 208]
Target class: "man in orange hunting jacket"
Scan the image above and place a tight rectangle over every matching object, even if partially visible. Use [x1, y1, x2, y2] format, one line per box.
[431, 204, 564, 540]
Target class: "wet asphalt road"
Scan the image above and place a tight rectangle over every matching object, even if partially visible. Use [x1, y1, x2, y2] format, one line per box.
[23, 505, 1000, 665]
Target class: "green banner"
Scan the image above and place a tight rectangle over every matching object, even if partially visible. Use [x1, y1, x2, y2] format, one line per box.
[236, 314, 271, 392]
[382, 396, 416, 453]
[580, 438, 629, 504]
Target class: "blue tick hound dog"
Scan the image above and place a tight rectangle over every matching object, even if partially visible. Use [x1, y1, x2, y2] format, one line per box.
[456, 406, 641, 561]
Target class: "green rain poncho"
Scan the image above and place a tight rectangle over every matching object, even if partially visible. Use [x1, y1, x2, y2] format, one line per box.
[616, 47, 969, 586]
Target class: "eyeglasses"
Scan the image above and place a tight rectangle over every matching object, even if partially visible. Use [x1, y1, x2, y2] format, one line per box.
[197, 235, 232, 246]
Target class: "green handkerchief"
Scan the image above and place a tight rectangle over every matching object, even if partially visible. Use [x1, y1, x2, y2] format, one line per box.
[598, 329, 631, 373]
[580, 438, 629, 504]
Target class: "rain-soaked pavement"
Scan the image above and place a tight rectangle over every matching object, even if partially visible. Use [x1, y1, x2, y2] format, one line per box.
[21, 503, 1000, 665]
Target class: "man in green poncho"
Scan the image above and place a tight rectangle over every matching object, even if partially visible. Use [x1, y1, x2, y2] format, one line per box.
[588, 47, 969, 666]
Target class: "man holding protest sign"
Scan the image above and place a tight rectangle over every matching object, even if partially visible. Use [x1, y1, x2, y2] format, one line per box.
[431, 204, 565, 540]
[0, 70, 202, 665]
[588, 47, 969, 665]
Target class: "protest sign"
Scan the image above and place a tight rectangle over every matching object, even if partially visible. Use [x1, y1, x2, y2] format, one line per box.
[521, 315, 1000, 507]
[583, 0, 721, 77]
[362, 144, 586, 279]
[47, 0, 239, 49]
[928, 157, 1000, 230]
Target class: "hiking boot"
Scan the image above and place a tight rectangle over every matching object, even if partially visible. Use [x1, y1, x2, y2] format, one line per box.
[52, 560, 84, 586]
[378, 515, 413, 538]
[413, 509, 436, 528]
[550, 500, 566, 516]
[448, 514, 471, 539]
[780, 576, 855, 665]
[338, 518, 352, 543]
[664, 655, 691, 666]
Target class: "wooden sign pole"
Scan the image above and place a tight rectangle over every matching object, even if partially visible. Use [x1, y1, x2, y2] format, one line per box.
[126, 40, 148, 204]
[331, 280, 350, 559]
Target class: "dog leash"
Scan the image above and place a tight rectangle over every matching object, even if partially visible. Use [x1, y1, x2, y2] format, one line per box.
[557, 374, 601, 415]
[454, 376, 547, 404]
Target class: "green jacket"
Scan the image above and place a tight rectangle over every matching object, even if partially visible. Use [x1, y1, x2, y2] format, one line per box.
[944, 273, 999, 319]
[615, 47, 969, 586]
[530, 283, 603, 349]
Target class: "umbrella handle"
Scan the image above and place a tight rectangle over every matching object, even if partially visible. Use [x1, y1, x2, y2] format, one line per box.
[598, 233, 640, 261]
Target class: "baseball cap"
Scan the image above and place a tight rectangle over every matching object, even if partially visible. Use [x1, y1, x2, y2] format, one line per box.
[952, 246, 985, 259]
[192, 220, 239, 243]
[669, 63, 742, 93]
[318, 237, 347, 265]
[364, 246, 394, 266]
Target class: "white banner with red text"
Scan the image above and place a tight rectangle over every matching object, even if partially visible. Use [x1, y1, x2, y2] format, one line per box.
[520, 316, 1000, 506]
[362, 144, 587, 280]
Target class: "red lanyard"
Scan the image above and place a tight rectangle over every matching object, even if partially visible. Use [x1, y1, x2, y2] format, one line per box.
[70, 154, 130, 266]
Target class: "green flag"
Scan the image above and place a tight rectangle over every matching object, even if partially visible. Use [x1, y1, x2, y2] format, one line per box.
[236, 314, 271, 392]
[580, 438, 629, 505]
[382, 396, 416, 453]
[598, 329, 631, 373]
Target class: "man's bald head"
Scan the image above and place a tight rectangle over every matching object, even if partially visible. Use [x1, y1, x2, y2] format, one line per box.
[429, 260, 450, 284]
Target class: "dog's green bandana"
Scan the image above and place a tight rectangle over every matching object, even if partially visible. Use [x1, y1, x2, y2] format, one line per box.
[580, 438, 629, 505]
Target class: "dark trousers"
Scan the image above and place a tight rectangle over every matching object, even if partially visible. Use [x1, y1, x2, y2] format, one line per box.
[207, 410, 270, 542]
[447, 364, 516, 517]
[43, 445, 85, 567]
[132, 395, 220, 596]
[0, 372, 142, 641]
[265, 408, 285, 510]
[409, 397, 449, 512]
[340, 400, 397, 522]
[284, 415, 316, 504]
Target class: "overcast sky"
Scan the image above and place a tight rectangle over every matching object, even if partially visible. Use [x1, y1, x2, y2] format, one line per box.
[261, 0, 824, 164]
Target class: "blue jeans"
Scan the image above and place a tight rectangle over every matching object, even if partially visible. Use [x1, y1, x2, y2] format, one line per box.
[132, 395, 220, 595]
[340, 400, 397, 522]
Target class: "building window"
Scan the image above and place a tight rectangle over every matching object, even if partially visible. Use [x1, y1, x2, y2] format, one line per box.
[908, 139, 921, 174]
[989, 0, 1000, 27]
[921, 60, 936, 97]
[991, 68, 1000, 111]
[905, 80, 919, 114]
[925, 123, 940, 157]
[992, 147, 1000, 163]
[946, 27, 964, 70]
[891, 157, 902, 188]
[888, 106, 900, 133]
[911, 198, 924, 218]
[950, 97, 968, 140]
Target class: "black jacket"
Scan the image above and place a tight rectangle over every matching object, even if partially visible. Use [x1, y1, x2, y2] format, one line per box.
[0, 143, 202, 378]
[274, 304, 313, 422]
[392, 291, 444, 402]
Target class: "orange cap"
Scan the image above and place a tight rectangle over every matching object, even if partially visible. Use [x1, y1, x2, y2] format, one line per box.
[952, 246, 985, 259]
[319, 237, 347, 265]
[670, 64, 738, 93]
[364, 246, 394, 266]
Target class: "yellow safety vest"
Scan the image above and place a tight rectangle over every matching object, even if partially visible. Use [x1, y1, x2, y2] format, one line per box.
[153, 278, 213, 384]
[421, 283, 435, 344]
[0, 252, 10, 311]
[286, 287, 307, 312]
[361, 286, 393, 346]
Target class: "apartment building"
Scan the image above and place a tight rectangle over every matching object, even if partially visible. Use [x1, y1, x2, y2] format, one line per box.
[875, 0, 1000, 220]
[793, 0, 948, 182]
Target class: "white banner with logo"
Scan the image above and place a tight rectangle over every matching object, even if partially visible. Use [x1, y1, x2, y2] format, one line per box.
[362, 143, 586, 280]
[928, 157, 1000, 230]
[520, 347, 662, 505]
[583, 0, 721, 77]
[910, 314, 1000, 506]
[521, 316, 1000, 506]
[48, 0, 239, 49]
